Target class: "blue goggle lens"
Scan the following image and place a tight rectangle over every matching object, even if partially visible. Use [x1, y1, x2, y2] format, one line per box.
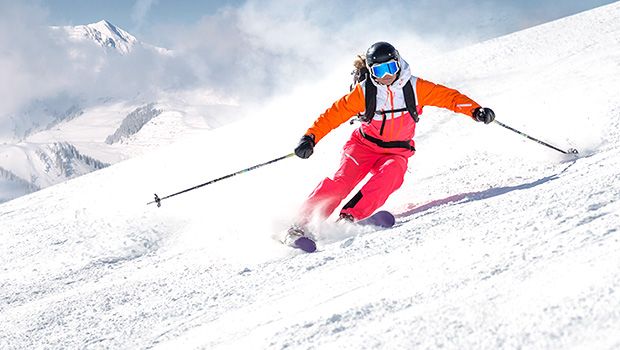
[370, 61, 399, 78]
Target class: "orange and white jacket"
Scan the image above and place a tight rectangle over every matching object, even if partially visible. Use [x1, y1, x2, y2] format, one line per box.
[306, 58, 481, 155]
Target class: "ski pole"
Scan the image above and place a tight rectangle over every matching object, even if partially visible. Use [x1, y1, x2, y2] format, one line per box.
[493, 120, 578, 155]
[147, 153, 296, 207]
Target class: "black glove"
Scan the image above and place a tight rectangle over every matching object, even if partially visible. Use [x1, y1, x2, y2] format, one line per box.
[473, 107, 495, 124]
[294, 134, 315, 159]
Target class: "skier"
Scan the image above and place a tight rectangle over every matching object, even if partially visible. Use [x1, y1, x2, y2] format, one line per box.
[287, 41, 495, 243]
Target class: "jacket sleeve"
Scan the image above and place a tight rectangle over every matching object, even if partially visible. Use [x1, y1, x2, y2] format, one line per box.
[416, 78, 481, 120]
[305, 84, 366, 144]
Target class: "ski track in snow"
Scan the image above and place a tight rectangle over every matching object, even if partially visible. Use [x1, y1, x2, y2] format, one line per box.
[2, 3, 620, 350]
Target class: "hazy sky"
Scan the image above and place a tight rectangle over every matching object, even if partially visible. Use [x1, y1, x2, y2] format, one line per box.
[37, 0, 617, 46]
[0, 0, 618, 137]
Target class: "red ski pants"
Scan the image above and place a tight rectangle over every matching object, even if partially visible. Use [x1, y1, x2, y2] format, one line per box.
[299, 136, 408, 222]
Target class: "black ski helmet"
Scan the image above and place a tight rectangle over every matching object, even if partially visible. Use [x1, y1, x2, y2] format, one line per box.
[365, 42, 399, 67]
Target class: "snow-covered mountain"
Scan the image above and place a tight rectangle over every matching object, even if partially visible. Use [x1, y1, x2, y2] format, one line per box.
[0, 21, 240, 204]
[0, 167, 39, 203]
[0, 141, 109, 202]
[2, 2, 620, 349]
[54, 20, 169, 55]
[0, 96, 242, 203]
[104, 103, 164, 144]
[63, 20, 138, 54]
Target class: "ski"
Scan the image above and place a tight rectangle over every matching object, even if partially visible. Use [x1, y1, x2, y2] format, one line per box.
[281, 226, 317, 253]
[292, 236, 317, 253]
[356, 210, 396, 228]
[280, 211, 395, 253]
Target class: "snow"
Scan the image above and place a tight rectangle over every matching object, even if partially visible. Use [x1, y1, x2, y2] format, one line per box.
[2, 3, 620, 349]
[0, 89, 244, 203]
[105, 103, 164, 145]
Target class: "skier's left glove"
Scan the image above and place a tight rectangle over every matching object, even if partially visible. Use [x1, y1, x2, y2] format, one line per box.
[294, 134, 315, 159]
[473, 107, 495, 124]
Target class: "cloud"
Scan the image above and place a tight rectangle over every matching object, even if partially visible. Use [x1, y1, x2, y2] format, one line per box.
[158, 0, 615, 103]
[0, 1, 195, 139]
[131, 0, 158, 29]
[0, 2, 86, 135]
[1, 0, 613, 139]
[162, 0, 443, 103]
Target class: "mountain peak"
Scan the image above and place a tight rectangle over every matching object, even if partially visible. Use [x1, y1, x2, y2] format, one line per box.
[62, 19, 138, 54]
[96, 19, 113, 26]
[90, 20, 123, 34]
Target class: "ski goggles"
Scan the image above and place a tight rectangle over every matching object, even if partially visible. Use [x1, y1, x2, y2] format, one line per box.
[369, 60, 400, 79]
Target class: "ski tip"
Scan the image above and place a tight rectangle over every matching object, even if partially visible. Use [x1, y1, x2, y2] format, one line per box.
[294, 236, 317, 253]
[358, 210, 395, 228]
[376, 210, 396, 227]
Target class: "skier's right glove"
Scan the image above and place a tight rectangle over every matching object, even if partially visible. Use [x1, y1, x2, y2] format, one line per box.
[294, 134, 315, 159]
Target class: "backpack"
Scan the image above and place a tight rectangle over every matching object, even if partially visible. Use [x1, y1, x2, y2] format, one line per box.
[350, 58, 419, 124]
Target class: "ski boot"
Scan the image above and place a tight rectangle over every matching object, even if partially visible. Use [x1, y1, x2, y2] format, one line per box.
[337, 212, 355, 223]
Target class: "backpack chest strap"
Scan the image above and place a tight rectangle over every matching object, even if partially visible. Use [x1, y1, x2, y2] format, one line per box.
[363, 79, 419, 123]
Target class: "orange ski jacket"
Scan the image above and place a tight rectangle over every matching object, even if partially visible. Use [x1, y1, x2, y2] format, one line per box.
[305, 58, 481, 147]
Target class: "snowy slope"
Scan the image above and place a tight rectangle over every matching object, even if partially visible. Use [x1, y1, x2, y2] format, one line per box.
[2, 3, 620, 350]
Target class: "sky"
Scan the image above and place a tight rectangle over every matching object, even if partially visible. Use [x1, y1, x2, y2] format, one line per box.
[35, 0, 617, 46]
[39, 0, 244, 43]
[0, 0, 618, 138]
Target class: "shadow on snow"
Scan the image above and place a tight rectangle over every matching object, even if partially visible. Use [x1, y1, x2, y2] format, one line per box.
[397, 161, 577, 221]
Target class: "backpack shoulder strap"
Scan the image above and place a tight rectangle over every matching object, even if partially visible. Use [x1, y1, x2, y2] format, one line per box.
[363, 77, 377, 122]
[403, 79, 419, 123]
